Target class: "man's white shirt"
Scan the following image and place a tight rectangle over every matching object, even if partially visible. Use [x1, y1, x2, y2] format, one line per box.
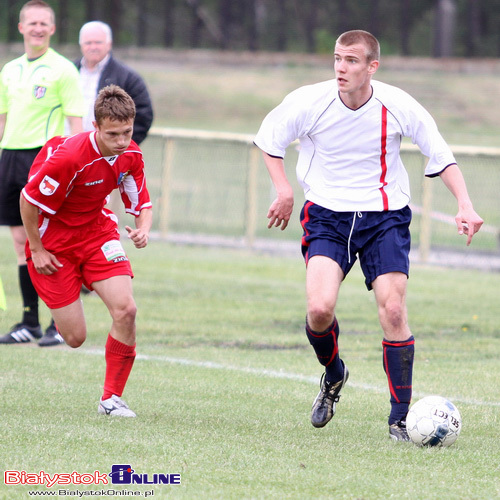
[79, 54, 110, 132]
[254, 79, 456, 212]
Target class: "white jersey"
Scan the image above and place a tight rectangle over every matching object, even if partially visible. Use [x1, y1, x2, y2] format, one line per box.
[254, 79, 456, 212]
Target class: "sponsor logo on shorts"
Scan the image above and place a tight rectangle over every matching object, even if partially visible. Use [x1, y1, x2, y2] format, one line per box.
[39, 175, 59, 196]
[101, 240, 128, 262]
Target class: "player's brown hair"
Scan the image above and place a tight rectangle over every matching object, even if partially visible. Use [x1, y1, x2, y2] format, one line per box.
[336, 30, 380, 62]
[94, 85, 136, 124]
[20, 0, 55, 24]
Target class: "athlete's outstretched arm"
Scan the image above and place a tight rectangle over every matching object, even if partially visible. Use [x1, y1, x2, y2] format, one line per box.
[439, 164, 483, 246]
[262, 152, 294, 230]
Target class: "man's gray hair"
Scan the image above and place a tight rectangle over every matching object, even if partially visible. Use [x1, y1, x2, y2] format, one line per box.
[79, 21, 113, 44]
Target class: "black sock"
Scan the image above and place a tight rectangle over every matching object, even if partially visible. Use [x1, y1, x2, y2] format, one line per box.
[306, 317, 344, 383]
[19, 265, 39, 327]
[382, 336, 415, 425]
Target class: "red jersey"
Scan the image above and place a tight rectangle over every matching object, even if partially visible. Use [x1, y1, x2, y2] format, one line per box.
[22, 132, 152, 227]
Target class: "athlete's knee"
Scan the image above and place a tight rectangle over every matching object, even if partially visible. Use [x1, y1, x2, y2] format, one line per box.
[379, 298, 407, 330]
[307, 302, 335, 332]
[111, 297, 137, 326]
[60, 327, 87, 348]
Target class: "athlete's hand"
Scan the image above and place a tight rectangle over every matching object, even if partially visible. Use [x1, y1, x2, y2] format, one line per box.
[455, 206, 483, 246]
[30, 248, 63, 275]
[125, 225, 149, 249]
[267, 190, 294, 230]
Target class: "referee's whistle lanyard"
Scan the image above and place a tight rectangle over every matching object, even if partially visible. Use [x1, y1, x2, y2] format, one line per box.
[347, 212, 363, 264]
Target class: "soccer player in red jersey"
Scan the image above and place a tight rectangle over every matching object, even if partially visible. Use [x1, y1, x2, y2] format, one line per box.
[20, 85, 153, 417]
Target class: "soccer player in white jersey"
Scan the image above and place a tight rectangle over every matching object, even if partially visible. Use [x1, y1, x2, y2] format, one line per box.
[254, 30, 483, 441]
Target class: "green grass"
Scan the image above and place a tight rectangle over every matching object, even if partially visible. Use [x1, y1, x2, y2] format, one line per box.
[0, 228, 499, 499]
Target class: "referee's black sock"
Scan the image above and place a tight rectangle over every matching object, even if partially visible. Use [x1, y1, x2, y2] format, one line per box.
[19, 264, 39, 327]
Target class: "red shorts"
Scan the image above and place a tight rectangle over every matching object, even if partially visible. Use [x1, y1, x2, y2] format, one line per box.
[26, 210, 133, 309]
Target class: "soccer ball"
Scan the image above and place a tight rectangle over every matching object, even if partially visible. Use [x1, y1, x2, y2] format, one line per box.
[406, 395, 462, 447]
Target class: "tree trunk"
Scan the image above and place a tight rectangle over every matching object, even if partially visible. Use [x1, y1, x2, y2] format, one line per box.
[137, 0, 148, 47]
[399, 0, 411, 56]
[369, 0, 380, 38]
[7, 0, 18, 42]
[465, 0, 481, 56]
[58, 0, 69, 43]
[433, 0, 457, 57]
[106, 0, 123, 45]
[275, 0, 287, 51]
[163, 0, 176, 47]
[85, 0, 98, 21]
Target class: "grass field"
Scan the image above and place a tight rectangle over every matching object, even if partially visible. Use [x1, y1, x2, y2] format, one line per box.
[0, 227, 499, 499]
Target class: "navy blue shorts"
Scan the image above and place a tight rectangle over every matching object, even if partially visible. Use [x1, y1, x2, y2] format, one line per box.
[300, 201, 412, 290]
[0, 148, 41, 226]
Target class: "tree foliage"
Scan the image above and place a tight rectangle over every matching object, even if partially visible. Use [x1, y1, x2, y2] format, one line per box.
[1, 0, 500, 57]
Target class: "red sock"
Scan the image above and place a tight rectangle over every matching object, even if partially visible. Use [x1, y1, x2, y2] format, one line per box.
[102, 334, 136, 400]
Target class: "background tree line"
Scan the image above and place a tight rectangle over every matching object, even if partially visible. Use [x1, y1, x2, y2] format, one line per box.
[1, 0, 500, 57]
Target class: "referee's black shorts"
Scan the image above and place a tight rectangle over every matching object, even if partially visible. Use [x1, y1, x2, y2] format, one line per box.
[0, 148, 41, 226]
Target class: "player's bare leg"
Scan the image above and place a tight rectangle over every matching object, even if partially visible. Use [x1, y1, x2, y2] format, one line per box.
[92, 275, 136, 346]
[372, 272, 414, 441]
[92, 275, 137, 417]
[306, 256, 349, 427]
[49, 299, 87, 348]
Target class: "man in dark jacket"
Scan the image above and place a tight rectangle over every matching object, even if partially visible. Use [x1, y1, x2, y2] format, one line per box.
[75, 21, 153, 145]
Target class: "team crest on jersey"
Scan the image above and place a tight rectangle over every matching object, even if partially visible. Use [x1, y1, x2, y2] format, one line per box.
[33, 85, 47, 99]
[39, 175, 59, 196]
[117, 170, 130, 185]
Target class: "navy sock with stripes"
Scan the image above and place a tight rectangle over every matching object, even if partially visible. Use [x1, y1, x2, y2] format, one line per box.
[306, 317, 344, 383]
[382, 336, 415, 425]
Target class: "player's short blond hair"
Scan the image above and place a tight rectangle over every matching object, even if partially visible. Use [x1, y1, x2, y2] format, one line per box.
[336, 30, 380, 63]
[94, 85, 136, 124]
[20, 0, 55, 25]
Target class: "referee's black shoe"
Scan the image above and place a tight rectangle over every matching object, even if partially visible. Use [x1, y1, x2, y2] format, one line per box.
[0, 323, 43, 344]
[311, 361, 349, 428]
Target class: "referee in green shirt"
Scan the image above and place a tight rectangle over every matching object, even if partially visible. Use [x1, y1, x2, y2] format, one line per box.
[0, 0, 84, 346]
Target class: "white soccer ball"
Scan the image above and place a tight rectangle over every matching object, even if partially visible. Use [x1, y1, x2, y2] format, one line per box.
[406, 395, 462, 447]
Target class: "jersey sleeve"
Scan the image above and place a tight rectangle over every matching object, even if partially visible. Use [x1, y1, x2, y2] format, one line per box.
[119, 152, 152, 216]
[22, 137, 75, 215]
[382, 84, 456, 177]
[254, 88, 310, 158]
[254, 80, 337, 158]
[57, 61, 85, 118]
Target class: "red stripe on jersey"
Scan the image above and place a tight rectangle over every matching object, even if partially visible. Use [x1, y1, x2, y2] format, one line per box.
[379, 106, 389, 211]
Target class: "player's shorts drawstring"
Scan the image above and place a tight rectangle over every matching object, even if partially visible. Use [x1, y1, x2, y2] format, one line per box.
[347, 212, 363, 263]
